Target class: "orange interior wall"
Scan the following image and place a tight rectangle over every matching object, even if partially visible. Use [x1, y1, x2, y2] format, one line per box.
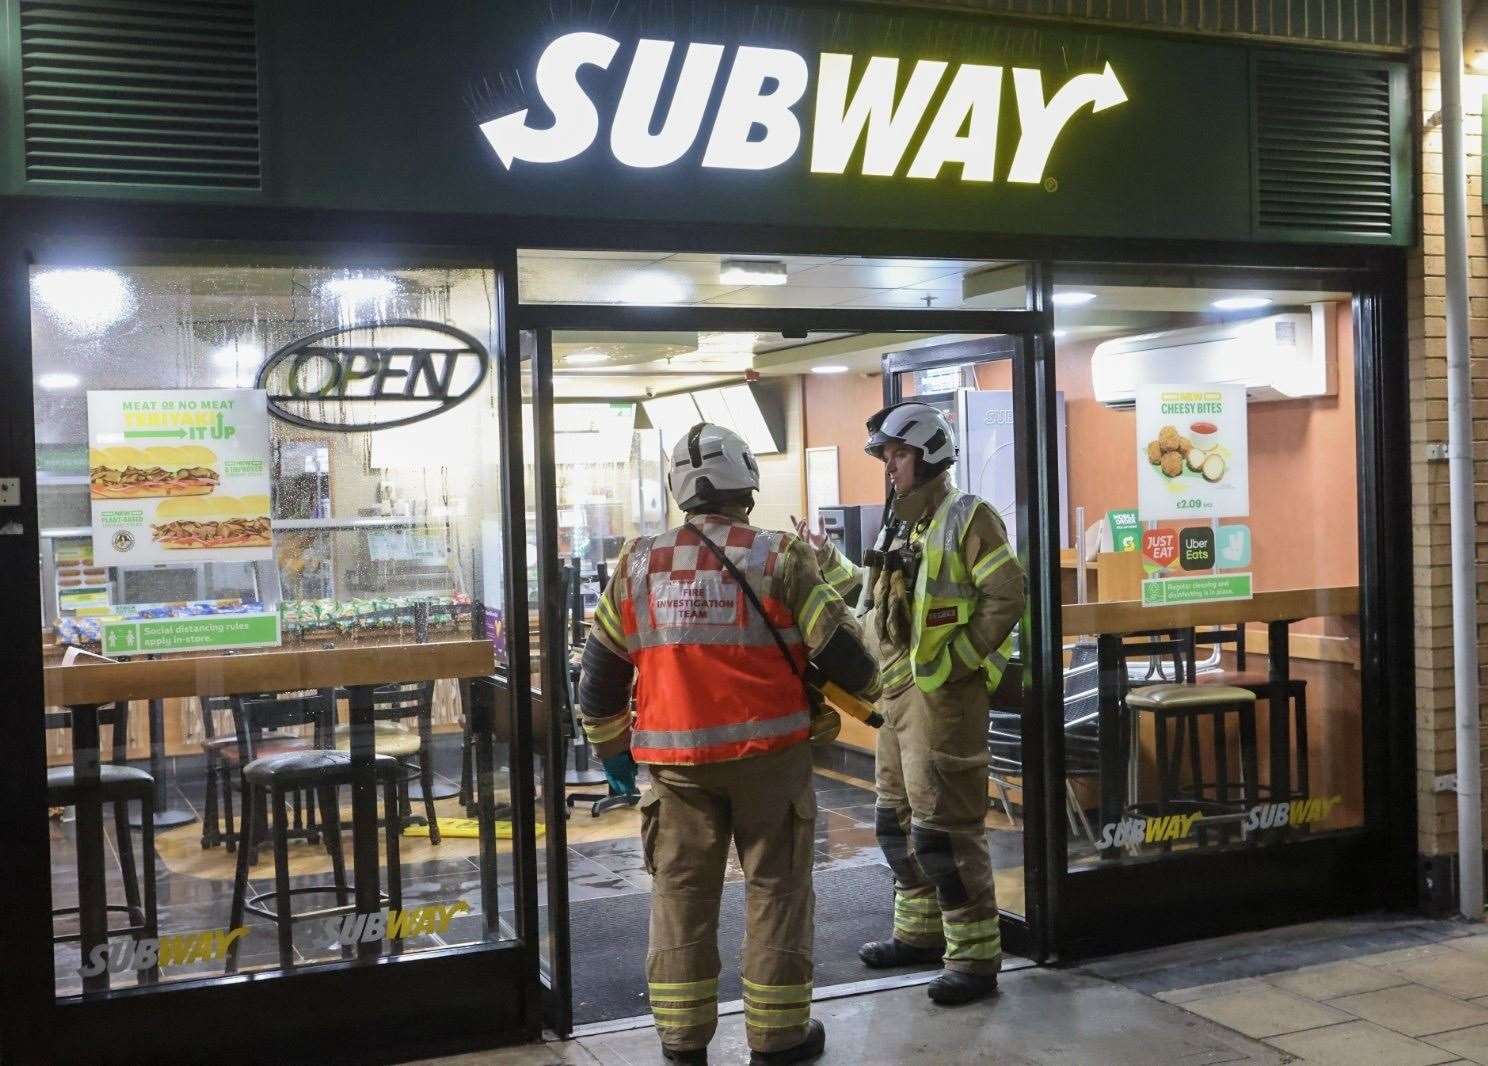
[1058, 303, 1358, 594]
[803, 371, 888, 505]
[803, 307, 1359, 596]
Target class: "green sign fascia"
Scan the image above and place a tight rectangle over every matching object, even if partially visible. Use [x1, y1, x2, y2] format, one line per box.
[103, 613, 282, 656]
[1142, 573, 1253, 607]
[0, 1, 1410, 246]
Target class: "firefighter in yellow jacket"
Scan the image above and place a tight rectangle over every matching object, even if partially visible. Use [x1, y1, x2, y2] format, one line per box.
[805, 402, 1024, 1006]
[578, 423, 880, 1066]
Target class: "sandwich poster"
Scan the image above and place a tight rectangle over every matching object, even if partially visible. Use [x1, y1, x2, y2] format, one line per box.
[1135, 384, 1250, 522]
[88, 390, 274, 565]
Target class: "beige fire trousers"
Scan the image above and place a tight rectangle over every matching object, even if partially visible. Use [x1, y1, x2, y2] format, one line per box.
[639, 742, 817, 1054]
[875, 667, 1003, 976]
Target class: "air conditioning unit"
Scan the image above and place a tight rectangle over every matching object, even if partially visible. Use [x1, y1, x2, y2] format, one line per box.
[1090, 305, 1338, 409]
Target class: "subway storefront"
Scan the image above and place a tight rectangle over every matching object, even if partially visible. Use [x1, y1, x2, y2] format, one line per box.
[0, 1, 1417, 1062]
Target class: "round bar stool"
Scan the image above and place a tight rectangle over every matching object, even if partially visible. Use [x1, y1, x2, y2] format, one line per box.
[225, 749, 404, 973]
[1124, 683, 1260, 849]
[331, 682, 441, 843]
[46, 703, 160, 985]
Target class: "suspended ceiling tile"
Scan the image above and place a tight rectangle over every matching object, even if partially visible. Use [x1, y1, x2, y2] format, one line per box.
[657, 253, 846, 272]
[839, 288, 966, 309]
[789, 261, 974, 289]
[519, 249, 671, 261]
[700, 286, 873, 307]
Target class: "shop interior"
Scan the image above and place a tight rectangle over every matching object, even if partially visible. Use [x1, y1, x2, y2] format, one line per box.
[34, 252, 1363, 1024]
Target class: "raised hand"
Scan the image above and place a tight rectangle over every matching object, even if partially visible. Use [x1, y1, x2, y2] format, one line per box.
[792, 514, 830, 551]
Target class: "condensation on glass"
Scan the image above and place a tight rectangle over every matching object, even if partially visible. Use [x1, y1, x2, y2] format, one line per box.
[32, 261, 518, 999]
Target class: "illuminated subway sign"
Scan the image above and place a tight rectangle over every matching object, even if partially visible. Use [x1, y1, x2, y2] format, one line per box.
[481, 33, 1127, 182]
[256, 319, 489, 432]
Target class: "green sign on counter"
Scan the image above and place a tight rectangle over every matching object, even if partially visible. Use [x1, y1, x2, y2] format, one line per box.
[1141, 572, 1253, 607]
[1106, 509, 1141, 553]
[103, 613, 281, 656]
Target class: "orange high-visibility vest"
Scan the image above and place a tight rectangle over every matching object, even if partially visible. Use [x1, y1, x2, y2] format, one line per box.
[620, 517, 808, 765]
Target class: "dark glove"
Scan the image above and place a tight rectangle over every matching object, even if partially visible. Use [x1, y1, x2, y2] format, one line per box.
[601, 751, 638, 797]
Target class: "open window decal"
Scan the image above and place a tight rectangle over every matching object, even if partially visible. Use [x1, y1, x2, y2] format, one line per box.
[256, 319, 490, 433]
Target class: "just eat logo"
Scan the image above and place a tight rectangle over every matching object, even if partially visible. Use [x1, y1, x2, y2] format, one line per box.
[1142, 528, 1179, 570]
[480, 33, 1127, 183]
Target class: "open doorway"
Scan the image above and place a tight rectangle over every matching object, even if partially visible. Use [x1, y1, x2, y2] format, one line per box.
[511, 250, 1049, 1033]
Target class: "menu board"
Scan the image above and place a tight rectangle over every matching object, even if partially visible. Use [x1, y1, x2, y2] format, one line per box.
[1135, 384, 1250, 522]
[87, 389, 274, 565]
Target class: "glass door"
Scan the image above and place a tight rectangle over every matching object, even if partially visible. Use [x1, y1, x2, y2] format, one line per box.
[517, 328, 576, 1035]
[881, 332, 1055, 961]
[509, 309, 1053, 1035]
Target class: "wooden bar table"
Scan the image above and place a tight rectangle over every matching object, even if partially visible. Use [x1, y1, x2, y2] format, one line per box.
[1062, 586, 1360, 857]
[46, 639, 494, 985]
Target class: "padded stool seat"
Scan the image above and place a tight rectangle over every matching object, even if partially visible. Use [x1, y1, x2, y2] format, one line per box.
[47, 764, 153, 796]
[332, 721, 421, 758]
[205, 735, 307, 768]
[244, 748, 399, 785]
[1127, 683, 1255, 709]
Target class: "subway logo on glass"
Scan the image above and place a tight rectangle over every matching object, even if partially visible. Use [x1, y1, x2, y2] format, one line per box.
[481, 33, 1127, 182]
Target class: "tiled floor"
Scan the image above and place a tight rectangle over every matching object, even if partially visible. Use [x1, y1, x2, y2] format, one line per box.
[423, 966, 1287, 1066]
[1154, 925, 1488, 1064]
[46, 757, 1030, 1001]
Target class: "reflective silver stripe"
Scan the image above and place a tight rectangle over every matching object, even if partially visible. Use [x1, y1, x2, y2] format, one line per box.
[632, 710, 811, 751]
[629, 625, 803, 652]
[626, 535, 661, 645]
[972, 542, 1013, 584]
[924, 574, 976, 599]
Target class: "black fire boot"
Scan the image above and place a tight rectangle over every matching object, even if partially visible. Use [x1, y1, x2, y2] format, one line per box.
[749, 1019, 826, 1065]
[662, 1045, 709, 1065]
[927, 969, 999, 1006]
[859, 938, 944, 969]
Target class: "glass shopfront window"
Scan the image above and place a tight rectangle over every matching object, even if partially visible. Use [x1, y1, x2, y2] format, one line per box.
[33, 259, 520, 999]
[1051, 270, 1364, 869]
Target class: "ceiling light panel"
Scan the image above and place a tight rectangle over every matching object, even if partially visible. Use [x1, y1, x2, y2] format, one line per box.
[720, 259, 787, 286]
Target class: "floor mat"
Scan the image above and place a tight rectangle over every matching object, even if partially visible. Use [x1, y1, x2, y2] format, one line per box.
[567, 862, 935, 1026]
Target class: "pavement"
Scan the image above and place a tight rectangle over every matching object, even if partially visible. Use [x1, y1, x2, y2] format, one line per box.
[413, 913, 1488, 1065]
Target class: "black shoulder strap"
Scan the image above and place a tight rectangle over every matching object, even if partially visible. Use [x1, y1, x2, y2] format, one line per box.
[687, 520, 806, 686]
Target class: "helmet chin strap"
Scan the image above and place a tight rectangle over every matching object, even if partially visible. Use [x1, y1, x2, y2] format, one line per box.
[685, 491, 755, 517]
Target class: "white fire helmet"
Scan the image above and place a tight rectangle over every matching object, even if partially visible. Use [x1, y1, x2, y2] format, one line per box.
[668, 422, 760, 512]
[864, 402, 957, 467]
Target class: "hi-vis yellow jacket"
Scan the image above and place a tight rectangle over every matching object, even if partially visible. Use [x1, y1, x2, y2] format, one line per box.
[820, 476, 1024, 699]
[905, 490, 1019, 694]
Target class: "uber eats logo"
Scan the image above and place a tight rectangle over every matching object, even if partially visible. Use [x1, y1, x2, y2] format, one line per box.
[481, 33, 1127, 183]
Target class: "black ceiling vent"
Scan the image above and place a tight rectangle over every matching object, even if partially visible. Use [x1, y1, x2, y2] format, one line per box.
[20, 0, 261, 191]
[1253, 58, 1398, 240]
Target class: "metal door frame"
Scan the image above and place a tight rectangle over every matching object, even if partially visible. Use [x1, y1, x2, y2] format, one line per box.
[878, 309, 1060, 965]
[511, 300, 1055, 1035]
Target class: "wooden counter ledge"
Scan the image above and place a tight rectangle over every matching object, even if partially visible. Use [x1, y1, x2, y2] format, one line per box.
[44, 638, 495, 707]
[1061, 585, 1360, 637]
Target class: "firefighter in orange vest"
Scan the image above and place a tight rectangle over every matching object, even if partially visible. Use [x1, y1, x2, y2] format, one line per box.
[577, 423, 880, 1066]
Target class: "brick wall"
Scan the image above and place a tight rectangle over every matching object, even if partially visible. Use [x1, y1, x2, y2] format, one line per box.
[1413, 0, 1488, 864]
